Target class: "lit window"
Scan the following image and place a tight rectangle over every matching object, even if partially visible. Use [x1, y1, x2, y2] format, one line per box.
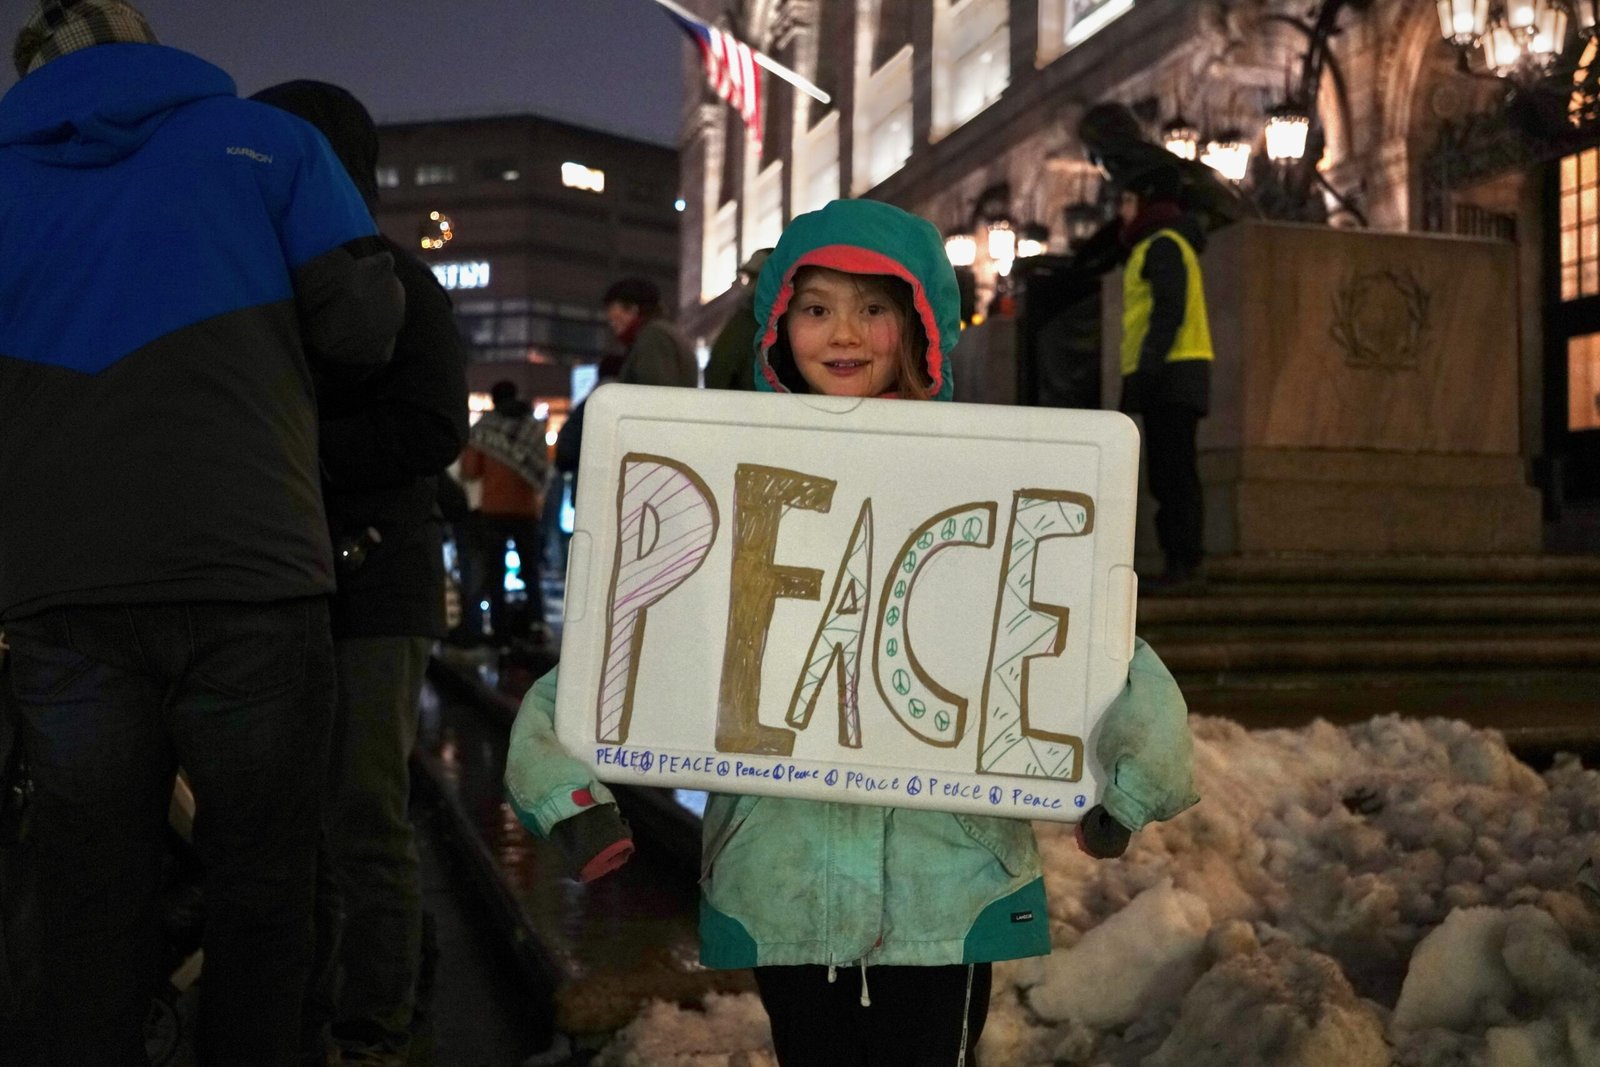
[1038, 0, 1134, 63]
[793, 112, 840, 216]
[476, 158, 522, 182]
[561, 161, 606, 194]
[431, 261, 492, 290]
[1568, 333, 1600, 431]
[376, 165, 401, 189]
[415, 164, 457, 186]
[744, 162, 784, 258]
[934, 0, 1009, 137]
[1559, 148, 1600, 301]
[419, 210, 455, 251]
[1063, 0, 1134, 47]
[702, 200, 739, 300]
[853, 46, 913, 194]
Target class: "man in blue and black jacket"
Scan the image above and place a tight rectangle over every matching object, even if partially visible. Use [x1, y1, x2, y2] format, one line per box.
[0, 2, 403, 1063]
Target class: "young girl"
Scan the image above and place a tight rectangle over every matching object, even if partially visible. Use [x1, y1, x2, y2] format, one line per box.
[505, 198, 1197, 1066]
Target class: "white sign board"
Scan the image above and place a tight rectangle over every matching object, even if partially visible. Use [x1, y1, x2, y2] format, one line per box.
[553, 385, 1140, 822]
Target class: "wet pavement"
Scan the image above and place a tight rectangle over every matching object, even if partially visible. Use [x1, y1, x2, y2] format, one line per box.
[416, 655, 752, 1052]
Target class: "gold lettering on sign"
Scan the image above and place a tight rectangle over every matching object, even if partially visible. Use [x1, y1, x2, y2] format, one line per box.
[715, 464, 836, 755]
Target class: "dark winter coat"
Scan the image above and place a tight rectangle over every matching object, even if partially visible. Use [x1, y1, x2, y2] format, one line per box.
[250, 81, 470, 640]
[0, 45, 403, 621]
[320, 241, 469, 639]
[618, 317, 697, 388]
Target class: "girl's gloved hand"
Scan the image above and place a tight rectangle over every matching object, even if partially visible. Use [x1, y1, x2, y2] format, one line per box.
[1074, 804, 1132, 859]
[552, 802, 635, 882]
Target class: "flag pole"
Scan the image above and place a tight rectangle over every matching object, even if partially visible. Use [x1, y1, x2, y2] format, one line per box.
[643, 0, 833, 106]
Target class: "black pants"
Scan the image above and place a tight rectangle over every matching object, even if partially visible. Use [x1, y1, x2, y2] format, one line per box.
[755, 963, 992, 1067]
[1142, 405, 1205, 572]
[5, 599, 335, 1066]
[478, 513, 545, 641]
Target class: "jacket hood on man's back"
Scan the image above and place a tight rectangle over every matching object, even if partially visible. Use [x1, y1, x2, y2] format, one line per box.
[0, 43, 233, 166]
[752, 198, 961, 401]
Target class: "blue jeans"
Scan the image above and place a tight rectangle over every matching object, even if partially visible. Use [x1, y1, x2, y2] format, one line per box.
[301, 635, 430, 1064]
[5, 599, 335, 1066]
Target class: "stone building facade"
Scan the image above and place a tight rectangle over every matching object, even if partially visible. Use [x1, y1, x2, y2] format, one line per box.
[673, 0, 1600, 552]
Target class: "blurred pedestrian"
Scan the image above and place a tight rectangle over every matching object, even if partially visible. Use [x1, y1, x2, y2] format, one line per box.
[0, 5, 403, 1063]
[1116, 162, 1215, 593]
[459, 381, 552, 649]
[251, 79, 470, 1067]
[702, 249, 771, 391]
[603, 276, 698, 387]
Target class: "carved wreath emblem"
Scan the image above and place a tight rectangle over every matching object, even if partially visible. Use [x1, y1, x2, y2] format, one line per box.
[1328, 268, 1433, 371]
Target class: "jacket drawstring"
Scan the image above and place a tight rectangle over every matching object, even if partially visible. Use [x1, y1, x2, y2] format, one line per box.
[827, 964, 837, 984]
[858, 961, 871, 1007]
[955, 964, 974, 1067]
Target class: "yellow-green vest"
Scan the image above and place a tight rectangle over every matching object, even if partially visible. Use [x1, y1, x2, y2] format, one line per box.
[1121, 228, 1214, 377]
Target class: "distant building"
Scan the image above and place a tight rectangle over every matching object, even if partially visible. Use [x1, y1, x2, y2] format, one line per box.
[374, 113, 681, 408]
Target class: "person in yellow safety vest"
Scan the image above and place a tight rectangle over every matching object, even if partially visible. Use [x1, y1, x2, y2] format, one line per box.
[1118, 162, 1214, 593]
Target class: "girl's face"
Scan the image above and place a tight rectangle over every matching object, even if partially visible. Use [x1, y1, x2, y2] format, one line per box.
[785, 268, 906, 398]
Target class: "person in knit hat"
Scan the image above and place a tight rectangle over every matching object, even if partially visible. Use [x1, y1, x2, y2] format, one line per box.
[11, 0, 156, 76]
[0, 2, 403, 1062]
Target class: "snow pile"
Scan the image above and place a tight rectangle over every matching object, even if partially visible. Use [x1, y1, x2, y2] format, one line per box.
[595, 992, 775, 1067]
[596, 715, 1600, 1066]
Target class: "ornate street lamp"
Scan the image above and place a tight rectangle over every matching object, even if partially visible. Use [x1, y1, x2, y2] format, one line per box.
[1438, 0, 1493, 46]
[1264, 100, 1313, 162]
[1439, 0, 1575, 79]
[1202, 129, 1253, 182]
[1161, 115, 1201, 161]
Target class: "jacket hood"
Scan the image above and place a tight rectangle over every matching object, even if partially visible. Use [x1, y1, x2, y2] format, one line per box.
[0, 43, 233, 166]
[249, 80, 379, 208]
[753, 198, 960, 401]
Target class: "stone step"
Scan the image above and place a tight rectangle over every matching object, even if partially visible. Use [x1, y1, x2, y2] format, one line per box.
[1198, 554, 1600, 584]
[1138, 592, 1600, 626]
[1151, 633, 1600, 673]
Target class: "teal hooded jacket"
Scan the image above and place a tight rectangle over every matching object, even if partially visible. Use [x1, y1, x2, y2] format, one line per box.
[503, 199, 1199, 970]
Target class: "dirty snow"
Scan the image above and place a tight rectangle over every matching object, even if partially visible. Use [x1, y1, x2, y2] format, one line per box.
[595, 715, 1600, 1067]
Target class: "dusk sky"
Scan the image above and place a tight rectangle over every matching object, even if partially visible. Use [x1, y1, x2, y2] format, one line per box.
[0, 0, 687, 145]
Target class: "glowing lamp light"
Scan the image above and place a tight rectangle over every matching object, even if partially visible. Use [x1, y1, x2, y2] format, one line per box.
[1016, 222, 1051, 259]
[1437, 0, 1492, 46]
[1264, 102, 1312, 163]
[1528, 2, 1570, 64]
[986, 219, 1016, 263]
[419, 210, 455, 251]
[944, 232, 977, 267]
[1201, 130, 1252, 183]
[1161, 116, 1201, 161]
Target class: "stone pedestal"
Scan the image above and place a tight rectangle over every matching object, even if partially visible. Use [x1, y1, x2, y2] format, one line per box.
[1105, 221, 1543, 558]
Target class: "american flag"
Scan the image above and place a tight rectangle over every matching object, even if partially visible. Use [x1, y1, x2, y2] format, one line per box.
[663, 8, 763, 154]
